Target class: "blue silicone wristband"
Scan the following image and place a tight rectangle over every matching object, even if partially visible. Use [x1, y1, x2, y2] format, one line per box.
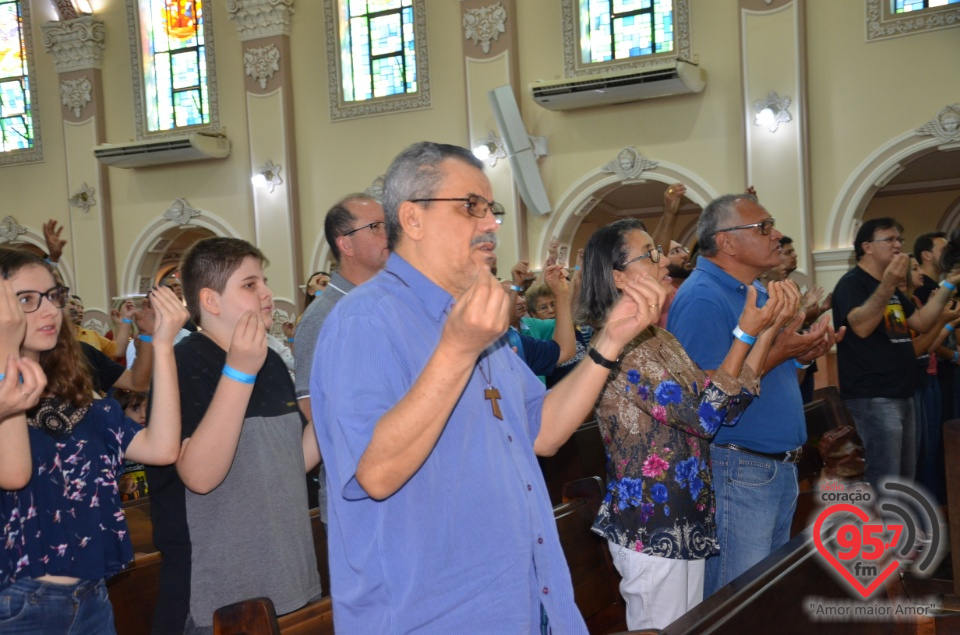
[794, 359, 812, 370]
[121, 317, 133, 324]
[222, 364, 256, 385]
[137, 334, 153, 343]
[509, 284, 523, 293]
[732, 325, 757, 345]
[947, 324, 956, 333]
[0, 373, 5, 382]
[286, 337, 295, 343]
[942, 280, 957, 292]
[44, 258, 58, 268]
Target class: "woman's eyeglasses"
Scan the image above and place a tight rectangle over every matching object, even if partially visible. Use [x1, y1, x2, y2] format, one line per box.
[621, 246, 663, 267]
[16, 286, 71, 314]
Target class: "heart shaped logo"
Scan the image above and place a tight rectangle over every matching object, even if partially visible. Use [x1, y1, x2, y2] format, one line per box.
[813, 503, 902, 599]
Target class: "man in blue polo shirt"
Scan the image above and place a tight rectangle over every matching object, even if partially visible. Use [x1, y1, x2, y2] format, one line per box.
[312, 142, 667, 633]
[668, 193, 841, 597]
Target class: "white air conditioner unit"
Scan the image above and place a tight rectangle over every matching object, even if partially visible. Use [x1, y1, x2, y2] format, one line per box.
[93, 133, 231, 168]
[531, 60, 705, 112]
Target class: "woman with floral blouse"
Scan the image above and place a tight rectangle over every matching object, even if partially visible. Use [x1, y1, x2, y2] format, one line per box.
[577, 219, 796, 630]
[0, 248, 187, 634]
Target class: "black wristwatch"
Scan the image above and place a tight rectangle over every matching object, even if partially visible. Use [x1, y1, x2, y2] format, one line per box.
[587, 346, 619, 369]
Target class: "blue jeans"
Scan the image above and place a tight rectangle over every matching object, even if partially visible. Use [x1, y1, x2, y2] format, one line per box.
[704, 445, 798, 598]
[845, 397, 915, 487]
[0, 578, 116, 634]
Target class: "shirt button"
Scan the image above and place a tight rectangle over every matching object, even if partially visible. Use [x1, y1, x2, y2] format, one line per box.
[527, 484, 532, 491]
[508, 435, 513, 442]
[542, 587, 549, 595]
[538, 537, 544, 544]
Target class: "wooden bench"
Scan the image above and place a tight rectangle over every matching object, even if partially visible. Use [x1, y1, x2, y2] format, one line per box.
[213, 595, 335, 635]
[541, 419, 607, 506]
[109, 507, 329, 634]
[555, 477, 627, 635]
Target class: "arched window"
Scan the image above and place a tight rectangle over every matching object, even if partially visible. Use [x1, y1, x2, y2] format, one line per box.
[0, 0, 41, 165]
[325, 0, 430, 120]
[127, 0, 219, 137]
[563, 0, 690, 77]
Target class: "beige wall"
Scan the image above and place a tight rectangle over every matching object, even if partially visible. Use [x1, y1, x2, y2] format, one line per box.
[1, 0, 957, 317]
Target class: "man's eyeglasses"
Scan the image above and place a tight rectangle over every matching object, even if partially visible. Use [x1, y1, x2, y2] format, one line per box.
[17, 286, 70, 314]
[714, 218, 777, 236]
[868, 235, 904, 245]
[409, 195, 506, 224]
[343, 221, 385, 237]
[668, 246, 689, 256]
[621, 246, 663, 268]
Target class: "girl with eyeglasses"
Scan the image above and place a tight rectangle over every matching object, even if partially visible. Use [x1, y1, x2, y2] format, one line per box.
[0, 248, 188, 634]
[577, 219, 796, 630]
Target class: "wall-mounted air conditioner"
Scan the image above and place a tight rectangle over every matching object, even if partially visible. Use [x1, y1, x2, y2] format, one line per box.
[93, 133, 231, 168]
[531, 60, 705, 112]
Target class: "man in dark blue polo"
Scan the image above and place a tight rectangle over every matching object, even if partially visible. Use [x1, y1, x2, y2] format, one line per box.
[668, 193, 839, 597]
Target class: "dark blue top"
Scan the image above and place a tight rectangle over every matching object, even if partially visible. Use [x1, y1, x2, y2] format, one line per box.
[667, 258, 806, 452]
[1, 400, 141, 589]
[312, 253, 588, 634]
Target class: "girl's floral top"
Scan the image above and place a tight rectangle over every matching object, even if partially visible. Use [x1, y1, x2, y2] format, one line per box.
[593, 327, 760, 560]
[1, 399, 141, 590]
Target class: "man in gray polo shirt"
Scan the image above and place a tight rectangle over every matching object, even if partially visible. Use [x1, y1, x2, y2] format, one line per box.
[295, 193, 388, 522]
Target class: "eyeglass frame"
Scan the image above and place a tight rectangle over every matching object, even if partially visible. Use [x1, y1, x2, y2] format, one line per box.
[408, 195, 506, 222]
[16, 285, 71, 314]
[668, 245, 690, 256]
[712, 218, 777, 236]
[619, 245, 663, 269]
[343, 221, 385, 237]
[867, 235, 904, 245]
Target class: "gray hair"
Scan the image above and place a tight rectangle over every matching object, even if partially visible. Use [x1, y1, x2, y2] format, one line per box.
[382, 142, 483, 251]
[698, 193, 758, 256]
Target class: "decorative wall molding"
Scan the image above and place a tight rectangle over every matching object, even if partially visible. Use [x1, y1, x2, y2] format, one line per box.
[60, 77, 92, 117]
[227, 0, 295, 41]
[601, 148, 659, 180]
[324, 0, 431, 121]
[866, 0, 960, 41]
[0, 216, 27, 243]
[126, 0, 221, 140]
[41, 16, 105, 72]
[163, 198, 202, 225]
[463, 3, 507, 54]
[1, 0, 42, 166]
[244, 44, 281, 89]
[561, 0, 691, 77]
[68, 183, 97, 213]
[916, 104, 960, 144]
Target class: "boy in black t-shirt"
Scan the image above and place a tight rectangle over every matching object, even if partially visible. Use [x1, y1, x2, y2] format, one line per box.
[146, 238, 321, 634]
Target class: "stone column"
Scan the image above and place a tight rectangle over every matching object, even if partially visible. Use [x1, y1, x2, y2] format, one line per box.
[42, 16, 115, 327]
[227, 0, 302, 323]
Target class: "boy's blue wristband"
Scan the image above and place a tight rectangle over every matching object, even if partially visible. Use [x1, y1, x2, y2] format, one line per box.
[795, 359, 812, 370]
[121, 317, 133, 324]
[222, 365, 256, 385]
[286, 337, 295, 343]
[0, 373, 5, 382]
[509, 284, 523, 293]
[942, 280, 957, 292]
[732, 325, 757, 345]
[137, 334, 153, 343]
[947, 324, 956, 333]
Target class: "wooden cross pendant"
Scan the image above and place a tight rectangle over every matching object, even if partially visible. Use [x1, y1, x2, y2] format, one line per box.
[484, 386, 503, 420]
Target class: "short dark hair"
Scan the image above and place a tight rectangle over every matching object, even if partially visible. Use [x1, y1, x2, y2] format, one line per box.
[324, 194, 377, 261]
[779, 236, 793, 246]
[913, 231, 946, 262]
[698, 194, 757, 256]
[577, 218, 647, 329]
[854, 217, 902, 261]
[382, 142, 483, 251]
[180, 237, 268, 326]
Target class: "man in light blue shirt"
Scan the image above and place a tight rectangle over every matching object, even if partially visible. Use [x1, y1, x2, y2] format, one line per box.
[313, 142, 665, 633]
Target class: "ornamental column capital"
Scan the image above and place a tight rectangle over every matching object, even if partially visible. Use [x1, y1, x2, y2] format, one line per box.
[41, 16, 105, 72]
[226, 0, 295, 41]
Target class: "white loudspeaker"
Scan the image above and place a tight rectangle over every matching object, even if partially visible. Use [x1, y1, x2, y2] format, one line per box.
[488, 85, 552, 216]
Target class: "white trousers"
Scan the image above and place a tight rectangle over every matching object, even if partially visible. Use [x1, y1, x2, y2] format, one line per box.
[608, 541, 705, 630]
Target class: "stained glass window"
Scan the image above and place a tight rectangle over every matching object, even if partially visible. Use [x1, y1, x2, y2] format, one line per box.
[136, 0, 210, 133]
[340, 0, 417, 102]
[580, 0, 674, 65]
[895, 0, 959, 12]
[0, 0, 34, 154]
